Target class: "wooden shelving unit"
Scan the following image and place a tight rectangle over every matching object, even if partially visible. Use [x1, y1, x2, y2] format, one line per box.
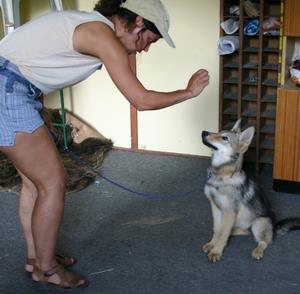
[219, 0, 282, 172]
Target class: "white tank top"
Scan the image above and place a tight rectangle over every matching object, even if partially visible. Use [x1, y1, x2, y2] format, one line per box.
[0, 11, 114, 94]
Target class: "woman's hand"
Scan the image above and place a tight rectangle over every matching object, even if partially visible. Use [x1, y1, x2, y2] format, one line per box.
[186, 69, 209, 98]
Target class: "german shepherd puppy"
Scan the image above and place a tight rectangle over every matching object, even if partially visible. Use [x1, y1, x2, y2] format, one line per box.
[201, 119, 300, 262]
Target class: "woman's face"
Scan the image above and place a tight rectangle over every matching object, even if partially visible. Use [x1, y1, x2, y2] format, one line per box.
[121, 28, 161, 54]
[135, 29, 161, 53]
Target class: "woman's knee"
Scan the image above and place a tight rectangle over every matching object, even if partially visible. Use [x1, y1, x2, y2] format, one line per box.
[36, 167, 67, 199]
[19, 171, 38, 198]
[21, 180, 38, 198]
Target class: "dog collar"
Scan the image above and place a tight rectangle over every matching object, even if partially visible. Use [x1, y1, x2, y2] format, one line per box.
[208, 168, 239, 179]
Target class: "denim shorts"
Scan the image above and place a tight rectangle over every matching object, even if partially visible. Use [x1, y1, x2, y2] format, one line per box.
[0, 57, 44, 146]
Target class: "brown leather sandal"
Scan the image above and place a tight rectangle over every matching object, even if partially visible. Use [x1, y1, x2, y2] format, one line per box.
[26, 254, 76, 275]
[32, 263, 88, 289]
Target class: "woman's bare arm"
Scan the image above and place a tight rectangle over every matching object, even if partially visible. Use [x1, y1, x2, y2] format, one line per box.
[73, 22, 209, 111]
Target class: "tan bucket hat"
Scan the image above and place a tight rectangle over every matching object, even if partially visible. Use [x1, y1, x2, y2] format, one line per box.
[121, 0, 175, 48]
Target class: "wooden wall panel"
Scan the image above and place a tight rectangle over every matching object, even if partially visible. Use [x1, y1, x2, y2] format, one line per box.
[273, 88, 300, 181]
[284, 0, 300, 36]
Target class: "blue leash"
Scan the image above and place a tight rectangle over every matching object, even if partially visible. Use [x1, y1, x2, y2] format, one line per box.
[98, 173, 198, 201]
[63, 147, 201, 201]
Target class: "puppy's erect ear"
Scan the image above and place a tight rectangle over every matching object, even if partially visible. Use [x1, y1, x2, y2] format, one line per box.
[231, 118, 241, 133]
[239, 126, 255, 154]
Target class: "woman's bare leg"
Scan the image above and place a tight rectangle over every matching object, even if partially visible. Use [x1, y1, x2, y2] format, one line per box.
[17, 170, 38, 271]
[1, 125, 85, 286]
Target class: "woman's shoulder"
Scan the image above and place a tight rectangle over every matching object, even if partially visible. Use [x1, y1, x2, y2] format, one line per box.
[30, 10, 112, 28]
[60, 10, 113, 28]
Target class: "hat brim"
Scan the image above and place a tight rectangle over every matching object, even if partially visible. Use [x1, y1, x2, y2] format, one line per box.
[159, 28, 176, 48]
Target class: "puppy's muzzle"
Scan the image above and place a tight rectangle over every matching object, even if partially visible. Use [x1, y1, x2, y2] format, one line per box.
[202, 131, 218, 150]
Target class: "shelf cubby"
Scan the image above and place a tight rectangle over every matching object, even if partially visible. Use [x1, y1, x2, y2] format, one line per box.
[219, 0, 282, 173]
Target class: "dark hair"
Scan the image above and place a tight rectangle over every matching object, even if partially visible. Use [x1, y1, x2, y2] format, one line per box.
[94, 0, 162, 37]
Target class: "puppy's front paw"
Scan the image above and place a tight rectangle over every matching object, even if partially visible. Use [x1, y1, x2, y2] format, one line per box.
[208, 250, 222, 263]
[202, 242, 214, 253]
[252, 246, 264, 260]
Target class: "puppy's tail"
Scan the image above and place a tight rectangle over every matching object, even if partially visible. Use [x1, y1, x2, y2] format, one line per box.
[275, 217, 300, 235]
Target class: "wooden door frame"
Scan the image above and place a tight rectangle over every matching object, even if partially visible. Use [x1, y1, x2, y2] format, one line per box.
[129, 54, 138, 150]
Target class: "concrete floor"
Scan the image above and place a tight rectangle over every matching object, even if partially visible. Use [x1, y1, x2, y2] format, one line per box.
[1, 149, 300, 294]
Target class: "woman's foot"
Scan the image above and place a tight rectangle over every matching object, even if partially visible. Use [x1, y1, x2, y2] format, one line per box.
[25, 254, 76, 274]
[32, 263, 88, 289]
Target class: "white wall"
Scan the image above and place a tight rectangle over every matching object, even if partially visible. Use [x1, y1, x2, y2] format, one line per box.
[137, 0, 220, 155]
[43, 0, 220, 156]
